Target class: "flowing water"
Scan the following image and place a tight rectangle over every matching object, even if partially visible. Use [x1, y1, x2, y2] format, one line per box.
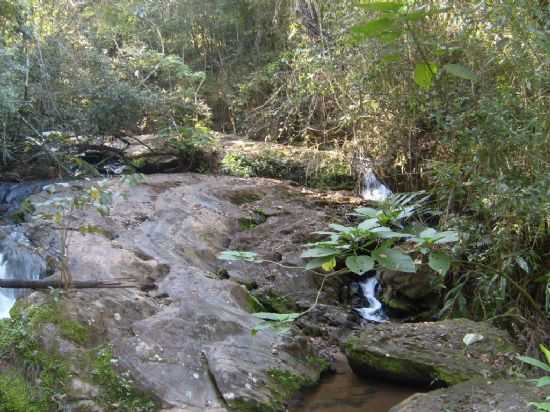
[361, 167, 392, 202]
[0, 230, 46, 318]
[355, 276, 388, 323]
[290, 355, 418, 412]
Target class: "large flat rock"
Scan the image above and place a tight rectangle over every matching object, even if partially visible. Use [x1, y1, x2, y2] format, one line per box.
[17, 173, 354, 411]
[344, 319, 517, 387]
[390, 379, 549, 412]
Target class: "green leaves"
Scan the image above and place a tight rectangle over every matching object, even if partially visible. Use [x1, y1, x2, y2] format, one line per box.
[428, 251, 451, 276]
[444, 63, 479, 81]
[345, 256, 375, 275]
[372, 247, 416, 272]
[352, 17, 396, 38]
[217, 250, 261, 262]
[414, 63, 438, 89]
[518, 355, 550, 373]
[301, 247, 339, 258]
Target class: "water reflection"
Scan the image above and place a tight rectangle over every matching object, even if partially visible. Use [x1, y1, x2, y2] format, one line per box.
[289, 356, 417, 412]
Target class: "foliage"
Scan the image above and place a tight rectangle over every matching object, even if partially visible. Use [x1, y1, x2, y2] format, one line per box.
[519, 345, 550, 411]
[301, 193, 457, 276]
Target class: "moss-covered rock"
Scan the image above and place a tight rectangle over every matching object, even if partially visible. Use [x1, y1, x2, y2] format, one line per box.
[389, 379, 550, 412]
[344, 319, 518, 388]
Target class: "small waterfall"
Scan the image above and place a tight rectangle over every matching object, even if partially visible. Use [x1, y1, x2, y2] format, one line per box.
[0, 230, 46, 318]
[361, 167, 392, 202]
[355, 276, 388, 323]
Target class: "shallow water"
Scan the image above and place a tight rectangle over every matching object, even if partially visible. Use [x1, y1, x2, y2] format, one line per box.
[289, 357, 418, 412]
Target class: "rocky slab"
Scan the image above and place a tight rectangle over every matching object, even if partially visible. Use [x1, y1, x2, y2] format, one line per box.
[345, 319, 518, 387]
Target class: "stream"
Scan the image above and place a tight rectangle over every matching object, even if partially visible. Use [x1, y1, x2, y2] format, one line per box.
[290, 355, 418, 412]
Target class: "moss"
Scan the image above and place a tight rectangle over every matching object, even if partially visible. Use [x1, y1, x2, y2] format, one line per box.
[89, 346, 159, 412]
[1, 297, 159, 412]
[256, 292, 296, 314]
[0, 303, 72, 411]
[344, 336, 473, 387]
[0, 370, 42, 412]
[267, 368, 314, 405]
[306, 355, 331, 373]
[27, 303, 90, 345]
[238, 210, 268, 230]
[245, 292, 267, 313]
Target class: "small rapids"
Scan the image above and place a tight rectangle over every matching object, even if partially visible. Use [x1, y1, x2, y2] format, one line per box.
[0, 231, 46, 318]
[361, 167, 392, 202]
[355, 276, 388, 323]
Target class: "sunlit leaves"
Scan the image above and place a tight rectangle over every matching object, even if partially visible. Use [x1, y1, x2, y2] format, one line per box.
[372, 247, 416, 272]
[358, 2, 403, 13]
[345, 255, 375, 275]
[414, 63, 438, 89]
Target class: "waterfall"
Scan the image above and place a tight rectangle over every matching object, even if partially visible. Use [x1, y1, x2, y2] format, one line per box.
[355, 276, 388, 323]
[0, 254, 13, 318]
[0, 230, 46, 319]
[361, 167, 392, 202]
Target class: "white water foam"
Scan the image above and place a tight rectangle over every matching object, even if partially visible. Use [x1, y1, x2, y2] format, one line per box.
[0, 253, 14, 319]
[355, 276, 388, 323]
[361, 167, 392, 202]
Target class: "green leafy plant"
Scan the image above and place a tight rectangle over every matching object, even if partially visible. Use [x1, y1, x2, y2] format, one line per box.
[518, 345, 550, 411]
[218, 193, 459, 332]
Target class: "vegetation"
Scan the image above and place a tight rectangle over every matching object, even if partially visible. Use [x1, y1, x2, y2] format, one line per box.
[1, 0, 549, 391]
[519, 345, 550, 411]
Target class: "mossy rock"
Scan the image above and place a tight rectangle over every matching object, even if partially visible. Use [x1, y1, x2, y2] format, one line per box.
[344, 319, 518, 388]
[389, 379, 550, 412]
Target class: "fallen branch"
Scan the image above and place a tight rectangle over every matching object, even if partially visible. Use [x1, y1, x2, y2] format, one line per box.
[0, 278, 139, 290]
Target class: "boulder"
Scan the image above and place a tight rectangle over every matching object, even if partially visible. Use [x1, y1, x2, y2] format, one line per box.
[344, 319, 517, 387]
[390, 379, 550, 412]
[13, 173, 353, 411]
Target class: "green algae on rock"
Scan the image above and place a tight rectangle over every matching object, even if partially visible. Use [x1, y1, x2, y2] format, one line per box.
[344, 319, 517, 388]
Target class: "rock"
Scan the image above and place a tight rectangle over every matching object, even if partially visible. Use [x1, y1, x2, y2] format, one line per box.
[344, 319, 517, 387]
[15, 173, 350, 411]
[379, 268, 440, 317]
[390, 379, 550, 412]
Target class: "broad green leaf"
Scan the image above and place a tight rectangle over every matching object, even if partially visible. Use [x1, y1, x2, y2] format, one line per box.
[429, 251, 452, 276]
[253, 312, 301, 322]
[346, 255, 375, 275]
[358, 2, 403, 12]
[414, 63, 438, 89]
[329, 224, 353, 232]
[305, 257, 335, 271]
[541, 344, 550, 366]
[400, 10, 429, 21]
[534, 376, 550, 388]
[354, 207, 379, 218]
[518, 355, 550, 373]
[352, 17, 395, 38]
[528, 402, 550, 411]
[444, 63, 479, 81]
[218, 251, 260, 262]
[372, 247, 416, 273]
[434, 231, 459, 244]
[358, 218, 380, 230]
[301, 247, 338, 258]
[419, 228, 438, 238]
[321, 256, 337, 272]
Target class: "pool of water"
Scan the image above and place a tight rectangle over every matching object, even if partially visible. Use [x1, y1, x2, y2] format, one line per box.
[289, 356, 418, 412]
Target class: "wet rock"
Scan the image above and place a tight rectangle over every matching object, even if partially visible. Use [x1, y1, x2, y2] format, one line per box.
[379, 268, 440, 317]
[344, 319, 518, 387]
[390, 379, 550, 412]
